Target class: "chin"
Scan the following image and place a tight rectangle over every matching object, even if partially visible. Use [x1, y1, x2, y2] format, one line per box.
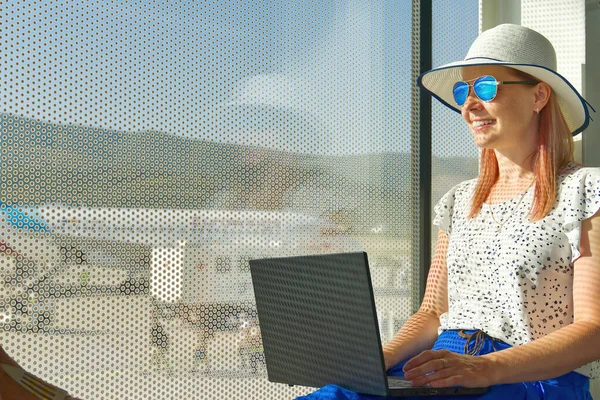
[472, 132, 499, 148]
[471, 133, 488, 147]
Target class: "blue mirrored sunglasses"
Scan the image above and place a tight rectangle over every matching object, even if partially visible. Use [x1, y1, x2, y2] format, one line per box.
[452, 75, 539, 106]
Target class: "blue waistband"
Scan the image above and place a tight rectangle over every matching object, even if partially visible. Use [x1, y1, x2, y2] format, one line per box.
[432, 329, 511, 355]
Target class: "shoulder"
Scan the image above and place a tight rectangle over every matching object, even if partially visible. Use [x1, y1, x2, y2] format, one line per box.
[544, 162, 600, 266]
[440, 178, 478, 202]
[555, 163, 600, 213]
[550, 162, 600, 238]
[558, 162, 600, 189]
[433, 178, 477, 223]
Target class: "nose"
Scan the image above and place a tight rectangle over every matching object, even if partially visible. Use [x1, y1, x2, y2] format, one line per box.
[461, 87, 483, 116]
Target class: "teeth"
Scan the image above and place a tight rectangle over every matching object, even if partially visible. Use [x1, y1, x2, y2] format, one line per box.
[473, 120, 495, 127]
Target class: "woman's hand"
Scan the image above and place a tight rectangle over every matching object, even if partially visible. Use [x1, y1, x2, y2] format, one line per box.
[402, 349, 496, 388]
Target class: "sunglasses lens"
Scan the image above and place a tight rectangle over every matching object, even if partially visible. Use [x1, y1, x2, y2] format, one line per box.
[453, 82, 469, 106]
[473, 75, 497, 102]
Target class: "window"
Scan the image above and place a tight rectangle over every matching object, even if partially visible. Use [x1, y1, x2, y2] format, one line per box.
[0, 1, 473, 398]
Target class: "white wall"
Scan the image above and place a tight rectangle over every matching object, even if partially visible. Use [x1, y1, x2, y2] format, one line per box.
[585, 3, 600, 396]
[584, 1, 600, 167]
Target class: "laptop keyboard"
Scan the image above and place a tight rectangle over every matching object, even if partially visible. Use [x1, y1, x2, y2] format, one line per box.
[387, 376, 414, 388]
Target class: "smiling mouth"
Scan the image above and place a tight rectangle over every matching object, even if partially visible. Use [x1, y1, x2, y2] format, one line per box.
[472, 120, 496, 129]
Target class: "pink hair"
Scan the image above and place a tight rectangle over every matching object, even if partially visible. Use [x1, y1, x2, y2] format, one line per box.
[468, 90, 574, 221]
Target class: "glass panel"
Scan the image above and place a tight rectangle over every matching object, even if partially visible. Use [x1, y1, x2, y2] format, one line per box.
[1, 1, 417, 398]
[431, 0, 480, 240]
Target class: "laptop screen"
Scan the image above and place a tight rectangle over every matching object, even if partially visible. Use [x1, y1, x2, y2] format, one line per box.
[250, 252, 389, 396]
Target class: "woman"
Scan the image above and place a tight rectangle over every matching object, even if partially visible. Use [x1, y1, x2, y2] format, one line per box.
[299, 24, 599, 399]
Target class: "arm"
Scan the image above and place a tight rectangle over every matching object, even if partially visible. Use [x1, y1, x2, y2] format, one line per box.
[382, 229, 449, 370]
[403, 210, 600, 388]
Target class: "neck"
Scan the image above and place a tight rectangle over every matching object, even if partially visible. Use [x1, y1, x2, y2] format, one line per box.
[493, 150, 536, 183]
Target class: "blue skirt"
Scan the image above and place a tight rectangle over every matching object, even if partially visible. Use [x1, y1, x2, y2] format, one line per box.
[295, 330, 592, 400]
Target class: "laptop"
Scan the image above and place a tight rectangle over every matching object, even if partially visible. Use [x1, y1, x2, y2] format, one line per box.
[249, 252, 488, 397]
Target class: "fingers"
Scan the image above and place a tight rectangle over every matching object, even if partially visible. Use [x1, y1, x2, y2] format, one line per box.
[418, 373, 478, 389]
[404, 359, 448, 381]
[402, 350, 461, 388]
[407, 367, 460, 387]
[403, 349, 451, 372]
[402, 352, 488, 389]
[428, 376, 464, 388]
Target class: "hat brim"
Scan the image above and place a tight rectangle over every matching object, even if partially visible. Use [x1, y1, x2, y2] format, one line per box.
[418, 59, 591, 136]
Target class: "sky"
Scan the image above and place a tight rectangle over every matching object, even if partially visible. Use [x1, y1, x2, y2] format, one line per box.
[0, 0, 479, 157]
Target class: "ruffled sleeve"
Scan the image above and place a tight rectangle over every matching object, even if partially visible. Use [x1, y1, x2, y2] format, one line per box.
[433, 183, 462, 235]
[560, 167, 600, 262]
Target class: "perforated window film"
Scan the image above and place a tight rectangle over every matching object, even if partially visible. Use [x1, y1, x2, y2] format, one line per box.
[521, 0, 585, 96]
[431, 0, 480, 240]
[1, 1, 421, 398]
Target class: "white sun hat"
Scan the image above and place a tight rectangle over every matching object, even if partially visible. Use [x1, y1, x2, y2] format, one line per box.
[418, 23, 595, 136]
